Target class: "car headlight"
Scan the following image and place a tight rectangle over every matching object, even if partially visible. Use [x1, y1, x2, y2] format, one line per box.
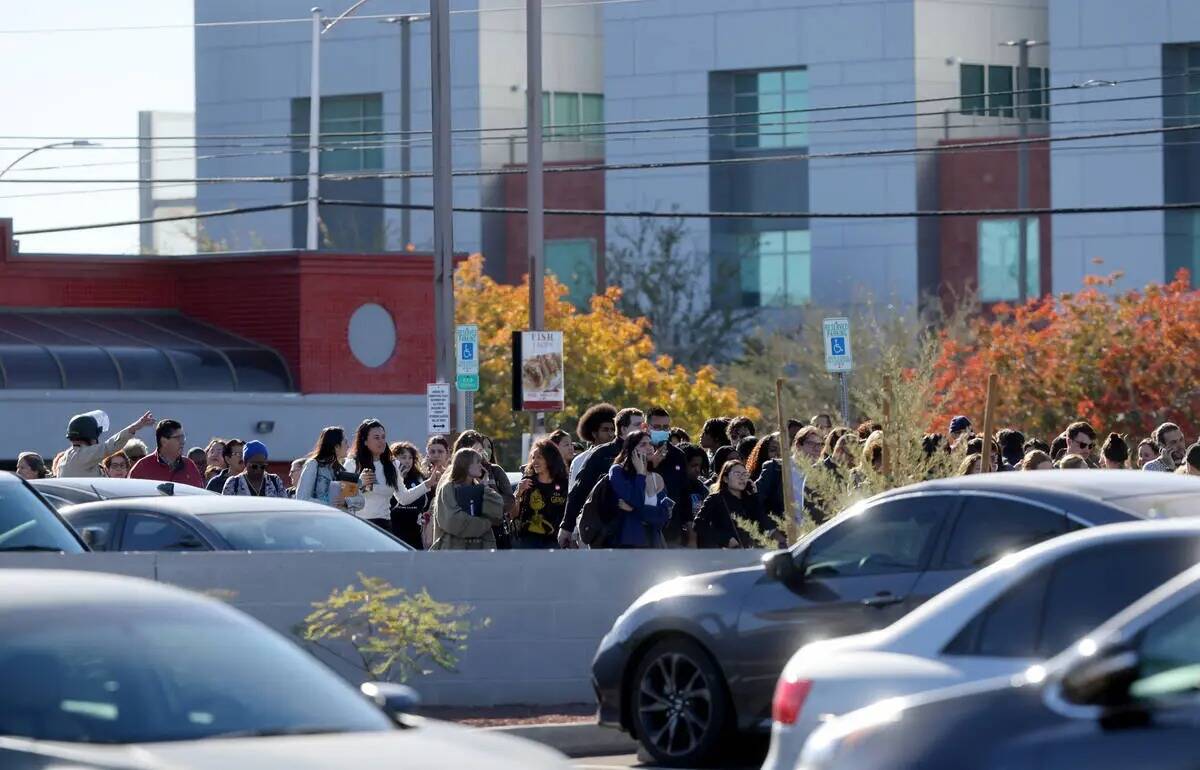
[798, 697, 905, 769]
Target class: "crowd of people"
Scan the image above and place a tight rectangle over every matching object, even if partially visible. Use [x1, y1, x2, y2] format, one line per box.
[12, 405, 1200, 552]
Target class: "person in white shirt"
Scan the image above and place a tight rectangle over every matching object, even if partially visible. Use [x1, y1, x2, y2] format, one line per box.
[568, 403, 617, 491]
[343, 418, 431, 533]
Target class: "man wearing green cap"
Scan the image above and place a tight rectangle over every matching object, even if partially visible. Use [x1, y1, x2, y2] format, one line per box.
[57, 410, 155, 478]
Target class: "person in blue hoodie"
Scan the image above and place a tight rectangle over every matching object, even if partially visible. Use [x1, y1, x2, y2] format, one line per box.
[607, 430, 673, 548]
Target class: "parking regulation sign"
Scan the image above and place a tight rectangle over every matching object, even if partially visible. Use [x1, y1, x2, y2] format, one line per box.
[427, 382, 451, 435]
[823, 317, 853, 372]
[455, 324, 479, 392]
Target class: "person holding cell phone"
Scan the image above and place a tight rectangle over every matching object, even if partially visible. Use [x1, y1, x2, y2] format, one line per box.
[343, 418, 407, 532]
[644, 407, 693, 548]
[606, 430, 673, 549]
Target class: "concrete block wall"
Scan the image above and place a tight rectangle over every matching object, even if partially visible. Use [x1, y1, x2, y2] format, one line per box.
[0, 550, 763, 706]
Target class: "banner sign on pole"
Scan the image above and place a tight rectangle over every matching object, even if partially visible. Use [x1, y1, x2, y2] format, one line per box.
[511, 330, 565, 412]
[427, 382, 451, 435]
[455, 324, 479, 392]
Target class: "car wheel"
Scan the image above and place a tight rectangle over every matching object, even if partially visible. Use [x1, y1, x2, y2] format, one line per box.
[631, 637, 730, 767]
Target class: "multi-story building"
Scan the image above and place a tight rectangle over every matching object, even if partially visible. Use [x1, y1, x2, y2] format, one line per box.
[1049, 0, 1200, 292]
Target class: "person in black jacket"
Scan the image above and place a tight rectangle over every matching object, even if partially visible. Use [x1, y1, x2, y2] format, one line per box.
[693, 459, 775, 548]
[680, 443, 711, 527]
[644, 406, 693, 547]
[559, 407, 645, 548]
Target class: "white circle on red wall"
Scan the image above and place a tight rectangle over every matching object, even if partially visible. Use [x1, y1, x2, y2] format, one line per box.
[348, 303, 396, 368]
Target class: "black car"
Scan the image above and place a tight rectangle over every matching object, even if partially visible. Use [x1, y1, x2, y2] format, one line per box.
[0, 472, 88, 554]
[799, 559, 1200, 770]
[591, 471, 1200, 767]
[60, 496, 413, 552]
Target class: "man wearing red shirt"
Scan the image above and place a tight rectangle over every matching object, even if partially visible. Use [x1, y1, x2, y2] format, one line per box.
[129, 419, 205, 488]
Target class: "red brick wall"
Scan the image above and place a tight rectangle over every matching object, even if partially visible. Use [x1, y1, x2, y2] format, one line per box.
[0, 224, 434, 395]
[938, 138, 1052, 302]
[503, 162, 606, 286]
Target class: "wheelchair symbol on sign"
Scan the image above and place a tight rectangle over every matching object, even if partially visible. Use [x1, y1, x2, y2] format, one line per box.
[830, 337, 847, 356]
[461, 342, 475, 361]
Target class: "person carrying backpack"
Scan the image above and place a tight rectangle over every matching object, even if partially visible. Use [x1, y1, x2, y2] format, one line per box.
[606, 430, 673, 549]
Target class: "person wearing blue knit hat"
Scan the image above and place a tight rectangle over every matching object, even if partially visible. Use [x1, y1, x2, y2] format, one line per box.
[222, 439, 287, 497]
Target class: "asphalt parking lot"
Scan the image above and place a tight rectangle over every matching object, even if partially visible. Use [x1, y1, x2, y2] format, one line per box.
[573, 749, 762, 770]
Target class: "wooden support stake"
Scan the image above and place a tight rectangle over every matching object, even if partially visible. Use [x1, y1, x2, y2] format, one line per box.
[776, 378, 797, 545]
[980, 372, 999, 472]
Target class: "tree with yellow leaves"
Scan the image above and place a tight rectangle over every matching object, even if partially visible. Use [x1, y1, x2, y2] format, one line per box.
[455, 255, 758, 462]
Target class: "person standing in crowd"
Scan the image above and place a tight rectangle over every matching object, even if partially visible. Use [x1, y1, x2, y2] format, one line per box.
[56, 410, 155, 478]
[204, 439, 227, 481]
[286, 457, 307, 498]
[1058, 454, 1090, 470]
[548, 429, 575, 467]
[452, 430, 517, 547]
[728, 416, 757, 445]
[123, 438, 149, 466]
[693, 459, 773, 548]
[1144, 423, 1188, 472]
[297, 427, 351, 508]
[853, 431, 885, 486]
[1136, 438, 1160, 470]
[1100, 433, 1130, 469]
[187, 447, 208, 475]
[429, 448, 506, 550]
[820, 427, 850, 466]
[856, 420, 883, 441]
[607, 431, 673, 549]
[669, 427, 691, 447]
[786, 419, 805, 446]
[1049, 434, 1069, 463]
[1024, 437, 1051, 456]
[1065, 421, 1098, 465]
[129, 419, 205, 487]
[514, 438, 569, 549]
[644, 407, 693, 547]
[747, 433, 783, 522]
[561, 407, 645, 548]
[680, 444, 710, 524]
[1174, 444, 1200, 476]
[707, 445, 739, 483]
[570, 403, 618, 489]
[342, 419, 407, 532]
[221, 441, 287, 497]
[15, 452, 48, 481]
[700, 418, 731, 463]
[948, 416, 973, 450]
[1021, 450, 1055, 471]
[957, 453, 983, 476]
[995, 429, 1026, 470]
[103, 451, 130, 479]
[965, 437, 1001, 472]
[788, 426, 828, 527]
[206, 439, 245, 493]
[426, 435, 451, 474]
[389, 441, 439, 549]
[811, 414, 834, 433]
[735, 435, 760, 467]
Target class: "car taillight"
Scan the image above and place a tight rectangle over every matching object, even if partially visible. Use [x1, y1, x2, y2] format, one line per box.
[772, 674, 812, 725]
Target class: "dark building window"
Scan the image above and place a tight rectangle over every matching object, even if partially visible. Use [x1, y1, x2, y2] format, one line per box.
[733, 69, 808, 149]
[961, 64, 1049, 120]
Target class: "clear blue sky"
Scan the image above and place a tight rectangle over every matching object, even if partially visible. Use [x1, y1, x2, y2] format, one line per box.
[0, 1, 194, 253]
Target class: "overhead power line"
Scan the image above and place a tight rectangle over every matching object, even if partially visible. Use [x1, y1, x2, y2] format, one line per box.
[6, 121, 1194, 186]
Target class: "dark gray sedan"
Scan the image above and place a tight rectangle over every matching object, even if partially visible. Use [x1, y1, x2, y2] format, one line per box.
[59, 496, 412, 552]
[591, 471, 1200, 767]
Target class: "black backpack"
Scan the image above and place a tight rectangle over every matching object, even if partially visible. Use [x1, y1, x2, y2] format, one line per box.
[578, 476, 618, 547]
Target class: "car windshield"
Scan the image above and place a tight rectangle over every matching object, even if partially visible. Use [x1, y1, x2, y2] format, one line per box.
[0, 481, 85, 553]
[0, 604, 395, 744]
[1114, 493, 1200, 520]
[203, 511, 409, 551]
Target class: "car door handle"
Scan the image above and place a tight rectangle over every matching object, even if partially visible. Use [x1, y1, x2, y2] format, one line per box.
[861, 592, 905, 608]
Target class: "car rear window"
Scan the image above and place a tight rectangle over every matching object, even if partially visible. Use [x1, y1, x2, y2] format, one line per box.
[203, 511, 410, 551]
[1113, 493, 1200, 520]
[0, 481, 85, 553]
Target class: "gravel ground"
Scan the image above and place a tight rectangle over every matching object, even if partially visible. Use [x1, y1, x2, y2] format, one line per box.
[419, 703, 596, 727]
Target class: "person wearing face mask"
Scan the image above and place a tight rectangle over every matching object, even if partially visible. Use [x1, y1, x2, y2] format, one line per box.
[222, 441, 287, 497]
[606, 430, 673, 549]
[389, 441, 441, 549]
[451, 430, 516, 548]
[430, 448, 506, 550]
[562, 407, 645, 548]
[693, 460, 770, 548]
[296, 426, 352, 508]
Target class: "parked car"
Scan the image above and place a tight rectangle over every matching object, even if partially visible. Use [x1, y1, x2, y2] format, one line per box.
[59, 496, 413, 552]
[31, 477, 216, 509]
[0, 569, 570, 770]
[591, 471, 1200, 767]
[0, 472, 88, 554]
[764, 519, 1200, 770]
[798, 559, 1200, 770]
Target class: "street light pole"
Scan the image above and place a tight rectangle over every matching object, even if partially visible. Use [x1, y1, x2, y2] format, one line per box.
[400, 16, 413, 248]
[430, 0, 457, 422]
[306, 7, 323, 251]
[0, 140, 99, 179]
[527, 0, 545, 437]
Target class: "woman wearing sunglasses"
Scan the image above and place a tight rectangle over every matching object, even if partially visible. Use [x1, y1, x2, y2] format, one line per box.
[221, 440, 287, 498]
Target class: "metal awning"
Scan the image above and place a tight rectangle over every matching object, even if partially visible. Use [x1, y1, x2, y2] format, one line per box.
[0, 310, 293, 392]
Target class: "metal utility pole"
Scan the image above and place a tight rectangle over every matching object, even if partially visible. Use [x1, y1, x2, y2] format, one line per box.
[430, 0, 457, 419]
[306, 7, 323, 251]
[527, 0, 545, 437]
[400, 16, 414, 248]
[1015, 39, 1030, 304]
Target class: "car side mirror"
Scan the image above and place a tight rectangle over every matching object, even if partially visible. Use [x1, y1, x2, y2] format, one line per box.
[80, 527, 105, 550]
[1060, 646, 1140, 707]
[361, 682, 421, 724]
[763, 549, 799, 583]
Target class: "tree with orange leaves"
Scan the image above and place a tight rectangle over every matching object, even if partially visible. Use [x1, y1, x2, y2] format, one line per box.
[931, 270, 1200, 442]
[454, 255, 758, 459]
